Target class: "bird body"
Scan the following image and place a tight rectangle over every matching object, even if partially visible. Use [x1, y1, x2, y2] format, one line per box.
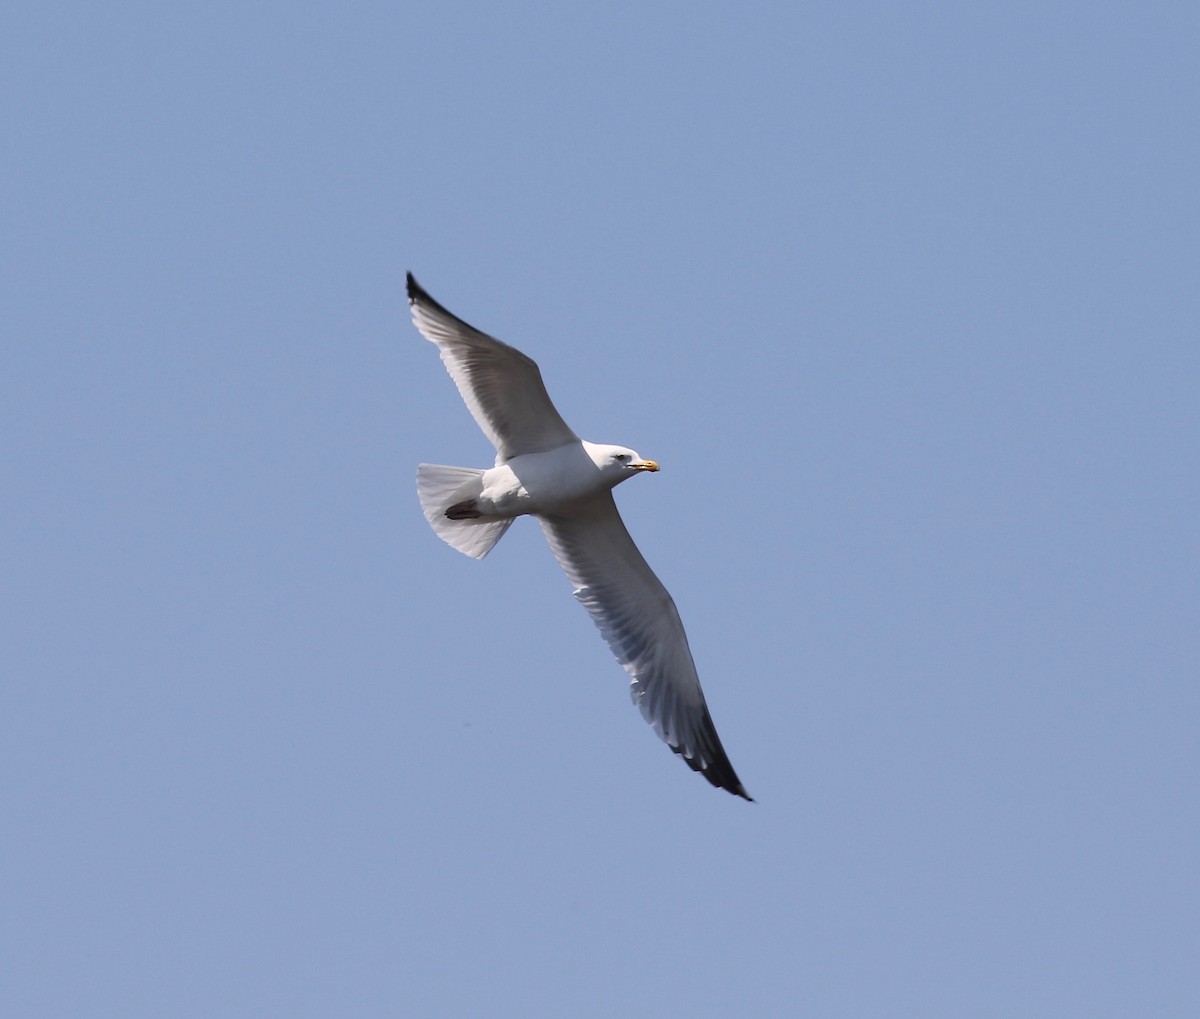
[450, 441, 656, 520]
[407, 273, 751, 800]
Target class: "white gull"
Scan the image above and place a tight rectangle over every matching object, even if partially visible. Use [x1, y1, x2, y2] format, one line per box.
[407, 273, 751, 800]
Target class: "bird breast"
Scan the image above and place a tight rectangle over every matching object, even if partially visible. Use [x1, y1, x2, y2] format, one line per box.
[478, 441, 615, 518]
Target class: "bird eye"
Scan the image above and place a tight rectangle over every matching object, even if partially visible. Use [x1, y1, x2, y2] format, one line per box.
[615, 453, 630, 462]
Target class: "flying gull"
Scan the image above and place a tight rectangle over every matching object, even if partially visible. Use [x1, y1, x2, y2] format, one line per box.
[407, 273, 751, 800]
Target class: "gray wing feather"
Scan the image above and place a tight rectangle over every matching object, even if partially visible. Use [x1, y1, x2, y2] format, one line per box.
[539, 495, 751, 800]
[407, 274, 578, 460]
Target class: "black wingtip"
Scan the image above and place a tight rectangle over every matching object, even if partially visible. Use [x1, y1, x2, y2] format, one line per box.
[405, 272, 464, 326]
[673, 736, 753, 801]
[672, 708, 754, 801]
[706, 764, 755, 802]
[699, 764, 754, 802]
[406, 271, 424, 304]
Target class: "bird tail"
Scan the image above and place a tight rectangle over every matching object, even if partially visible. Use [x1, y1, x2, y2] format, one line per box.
[416, 464, 513, 560]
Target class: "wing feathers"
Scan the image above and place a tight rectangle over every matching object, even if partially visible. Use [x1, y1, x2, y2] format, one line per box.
[540, 496, 752, 800]
[407, 274, 578, 459]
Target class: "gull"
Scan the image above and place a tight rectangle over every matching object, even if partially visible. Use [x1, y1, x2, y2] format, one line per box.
[407, 273, 751, 800]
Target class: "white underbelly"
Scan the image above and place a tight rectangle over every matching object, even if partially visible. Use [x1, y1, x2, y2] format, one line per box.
[479, 442, 609, 517]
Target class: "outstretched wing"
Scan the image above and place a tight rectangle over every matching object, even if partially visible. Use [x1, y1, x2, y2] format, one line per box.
[539, 494, 752, 800]
[407, 273, 578, 461]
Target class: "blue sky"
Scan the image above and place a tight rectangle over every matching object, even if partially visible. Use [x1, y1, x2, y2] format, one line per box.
[3, 2, 1197, 1015]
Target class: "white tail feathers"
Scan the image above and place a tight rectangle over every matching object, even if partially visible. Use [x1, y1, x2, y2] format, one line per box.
[416, 464, 513, 560]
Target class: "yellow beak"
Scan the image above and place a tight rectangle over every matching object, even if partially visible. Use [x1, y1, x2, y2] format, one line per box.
[634, 460, 660, 472]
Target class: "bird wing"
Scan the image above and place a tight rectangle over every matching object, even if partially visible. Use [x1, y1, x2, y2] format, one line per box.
[407, 273, 579, 460]
[539, 494, 752, 800]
